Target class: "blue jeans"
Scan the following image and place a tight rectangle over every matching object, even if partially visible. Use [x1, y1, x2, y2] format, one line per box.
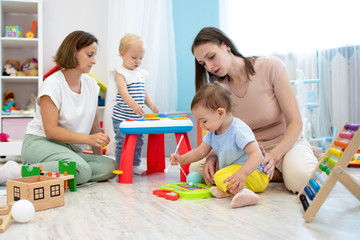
[112, 118, 144, 167]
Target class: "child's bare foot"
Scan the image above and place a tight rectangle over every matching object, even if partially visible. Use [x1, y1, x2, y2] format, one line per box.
[230, 188, 259, 208]
[210, 186, 228, 198]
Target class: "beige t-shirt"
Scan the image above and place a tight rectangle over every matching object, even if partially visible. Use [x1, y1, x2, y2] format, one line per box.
[223, 56, 287, 147]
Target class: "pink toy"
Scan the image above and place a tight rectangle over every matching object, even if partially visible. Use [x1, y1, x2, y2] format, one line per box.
[0, 133, 11, 142]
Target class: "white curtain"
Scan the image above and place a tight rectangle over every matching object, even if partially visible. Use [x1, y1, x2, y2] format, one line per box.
[103, 0, 177, 157]
[219, 0, 360, 146]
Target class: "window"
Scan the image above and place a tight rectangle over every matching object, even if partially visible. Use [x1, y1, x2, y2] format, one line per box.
[33, 187, 44, 200]
[13, 186, 20, 201]
[50, 184, 61, 197]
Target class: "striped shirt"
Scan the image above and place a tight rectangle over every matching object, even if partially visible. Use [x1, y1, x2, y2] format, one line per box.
[112, 66, 147, 121]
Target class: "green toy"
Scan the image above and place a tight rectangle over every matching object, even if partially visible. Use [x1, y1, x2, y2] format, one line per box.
[160, 182, 213, 199]
[21, 161, 77, 192]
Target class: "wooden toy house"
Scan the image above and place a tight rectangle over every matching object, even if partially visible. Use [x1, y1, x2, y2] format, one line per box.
[6, 175, 66, 211]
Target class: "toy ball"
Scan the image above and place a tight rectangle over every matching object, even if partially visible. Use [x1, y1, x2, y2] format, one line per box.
[11, 200, 35, 223]
[186, 172, 202, 184]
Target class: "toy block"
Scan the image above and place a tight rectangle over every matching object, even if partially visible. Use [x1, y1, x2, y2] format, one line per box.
[22, 165, 41, 177]
[58, 161, 76, 192]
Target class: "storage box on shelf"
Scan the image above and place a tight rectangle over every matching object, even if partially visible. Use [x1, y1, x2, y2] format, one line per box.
[0, 0, 42, 156]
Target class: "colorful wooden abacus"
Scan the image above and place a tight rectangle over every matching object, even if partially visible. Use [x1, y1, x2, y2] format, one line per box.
[297, 122, 360, 222]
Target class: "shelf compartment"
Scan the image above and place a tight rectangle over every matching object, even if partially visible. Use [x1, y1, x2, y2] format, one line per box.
[1, 76, 39, 83]
[1, 37, 38, 48]
[1, 1, 38, 15]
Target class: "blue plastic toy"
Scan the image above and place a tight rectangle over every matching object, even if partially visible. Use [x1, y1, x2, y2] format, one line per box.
[186, 172, 203, 184]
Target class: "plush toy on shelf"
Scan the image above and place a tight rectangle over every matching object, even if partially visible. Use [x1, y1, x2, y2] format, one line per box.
[2, 60, 20, 76]
[21, 58, 38, 76]
[0, 133, 11, 142]
[2, 64, 17, 76]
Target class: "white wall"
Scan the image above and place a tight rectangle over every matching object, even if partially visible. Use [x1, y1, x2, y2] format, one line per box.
[43, 0, 108, 85]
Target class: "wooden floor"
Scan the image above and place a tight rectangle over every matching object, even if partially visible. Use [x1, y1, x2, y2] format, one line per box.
[1, 158, 360, 240]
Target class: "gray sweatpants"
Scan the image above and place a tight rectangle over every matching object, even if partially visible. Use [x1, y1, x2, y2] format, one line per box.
[21, 134, 116, 184]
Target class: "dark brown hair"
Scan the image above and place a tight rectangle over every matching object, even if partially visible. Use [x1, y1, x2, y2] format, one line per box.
[191, 27, 256, 92]
[54, 31, 98, 69]
[191, 82, 232, 113]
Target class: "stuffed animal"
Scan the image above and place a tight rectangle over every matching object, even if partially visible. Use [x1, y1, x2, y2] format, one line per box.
[21, 58, 38, 76]
[2, 60, 20, 76]
[0, 133, 11, 142]
[3, 64, 17, 76]
[6, 60, 20, 70]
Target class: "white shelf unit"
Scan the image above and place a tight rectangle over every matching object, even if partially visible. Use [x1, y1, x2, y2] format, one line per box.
[0, 0, 42, 156]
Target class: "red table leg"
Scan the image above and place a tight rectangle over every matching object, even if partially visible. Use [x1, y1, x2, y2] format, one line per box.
[175, 133, 191, 182]
[118, 134, 138, 183]
[146, 134, 165, 174]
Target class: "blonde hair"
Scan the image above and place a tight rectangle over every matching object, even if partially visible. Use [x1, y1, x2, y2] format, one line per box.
[119, 33, 144, 54]
[191, 82, 232, 113]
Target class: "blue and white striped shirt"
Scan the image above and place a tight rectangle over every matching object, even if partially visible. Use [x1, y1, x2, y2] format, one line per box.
[112, 66, 147, 121]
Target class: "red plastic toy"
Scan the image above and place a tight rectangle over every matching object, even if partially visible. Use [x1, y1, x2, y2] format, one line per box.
[152, 189, 179, 201]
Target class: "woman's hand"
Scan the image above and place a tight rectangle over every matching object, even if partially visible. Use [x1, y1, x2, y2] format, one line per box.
[203, 153, 219, 185]
[88, 132, 110, 148]
[261, 151, 277, 179]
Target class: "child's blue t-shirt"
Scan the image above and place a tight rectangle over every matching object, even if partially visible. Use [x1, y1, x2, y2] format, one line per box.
[203, 117, 265, 173]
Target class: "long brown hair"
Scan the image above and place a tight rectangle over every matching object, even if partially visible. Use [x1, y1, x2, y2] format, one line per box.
[191, 27, 256, 92]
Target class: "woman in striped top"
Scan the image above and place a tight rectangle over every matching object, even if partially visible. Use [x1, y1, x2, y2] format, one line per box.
[112, 34, 158, 175]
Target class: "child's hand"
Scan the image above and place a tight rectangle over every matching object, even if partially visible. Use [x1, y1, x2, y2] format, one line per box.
[223, 171, 247, 195]
[132, 104, 145, 116]
[151, 105, 159, 113]
[169, 153, 182, 165]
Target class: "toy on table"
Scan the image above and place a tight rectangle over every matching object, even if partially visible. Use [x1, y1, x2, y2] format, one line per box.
[159, 182, 212, 200]
[5, 26, 22, 38]
[0, 200, 35, 233]
[297, 122, 360, 222]
[119, 113, 193, 135]
[26, 20, 37, 38]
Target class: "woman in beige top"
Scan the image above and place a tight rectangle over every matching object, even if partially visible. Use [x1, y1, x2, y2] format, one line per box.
[190, 27, 317, 193]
